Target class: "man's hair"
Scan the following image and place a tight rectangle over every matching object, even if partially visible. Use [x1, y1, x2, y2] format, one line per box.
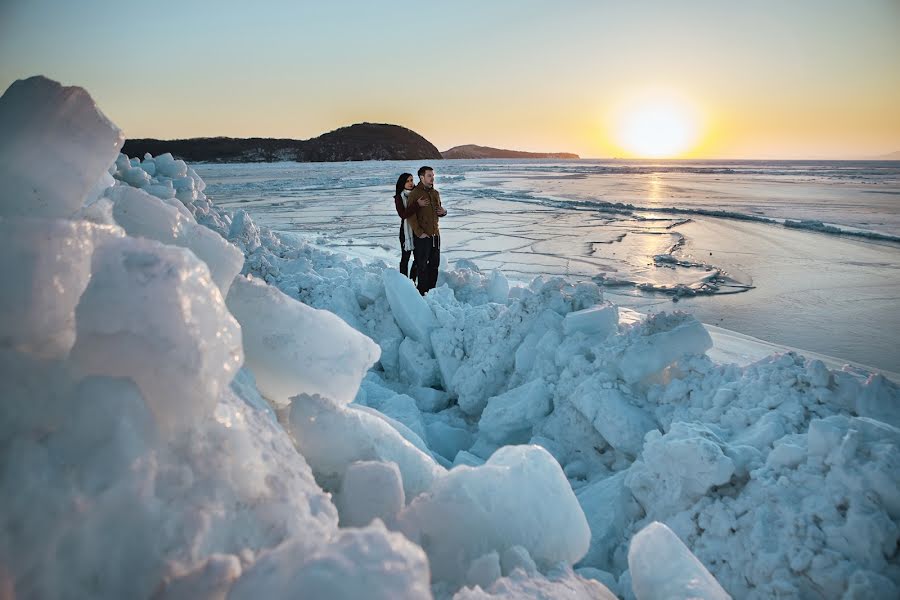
[417, 166, 434, 178]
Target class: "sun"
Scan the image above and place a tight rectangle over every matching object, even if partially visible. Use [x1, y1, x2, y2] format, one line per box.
[613, 94, 701, 158]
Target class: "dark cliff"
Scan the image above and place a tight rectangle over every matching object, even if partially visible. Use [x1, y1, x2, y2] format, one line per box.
[122, 123, 443, 163]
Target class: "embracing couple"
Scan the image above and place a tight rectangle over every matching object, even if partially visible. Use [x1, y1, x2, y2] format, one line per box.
[394, 166, 447, 296]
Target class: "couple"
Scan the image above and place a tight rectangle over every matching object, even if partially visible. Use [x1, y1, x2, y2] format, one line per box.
[394, 166, 447, 295]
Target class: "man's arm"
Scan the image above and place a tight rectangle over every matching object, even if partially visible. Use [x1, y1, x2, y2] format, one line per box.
[408, 211, 424, 237]
[435, 190, 447, 217]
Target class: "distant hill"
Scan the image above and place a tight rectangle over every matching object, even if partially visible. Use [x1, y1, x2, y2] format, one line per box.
[122, 123, 442, 163]
[442, 144, 579, 159]
[876, 150, 900, 160]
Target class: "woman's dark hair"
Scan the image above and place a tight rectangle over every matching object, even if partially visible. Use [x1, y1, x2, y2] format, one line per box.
[395, 172, 413, 197]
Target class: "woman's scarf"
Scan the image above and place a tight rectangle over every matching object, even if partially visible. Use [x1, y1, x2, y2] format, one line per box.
[401, 190, 415, 252]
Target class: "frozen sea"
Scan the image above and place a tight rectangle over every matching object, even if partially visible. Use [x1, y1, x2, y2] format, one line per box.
[195, 159, 900, 375]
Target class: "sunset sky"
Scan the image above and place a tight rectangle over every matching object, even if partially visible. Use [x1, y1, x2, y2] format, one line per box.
[2, 0, 899, 159]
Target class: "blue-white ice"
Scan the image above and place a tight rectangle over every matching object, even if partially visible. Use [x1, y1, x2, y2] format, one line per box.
[196, 159, 900, 374]
[2, 76, 899, 600]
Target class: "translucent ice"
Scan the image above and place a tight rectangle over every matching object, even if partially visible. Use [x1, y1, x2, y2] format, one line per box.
[383, 268, 437, 351]
[628, 521, 730, 600]
[288, 393, 444, 499]
[0, 76, 123, 218]
[70, 236, 243, 432]
[399, 445, 590, 585]
[0, 217, 122, 357]
[107, 185, 243, 295]
[226, 275, 380, 407]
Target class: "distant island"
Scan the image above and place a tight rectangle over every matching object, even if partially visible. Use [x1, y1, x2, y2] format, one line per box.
[122, 123, 580, 163]
[441, 144, 579, 159]
[122, 123, 442, 163]
[876, 150, 900, 160]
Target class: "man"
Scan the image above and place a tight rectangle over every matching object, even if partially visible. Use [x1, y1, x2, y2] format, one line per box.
[406, 165, 447, 295]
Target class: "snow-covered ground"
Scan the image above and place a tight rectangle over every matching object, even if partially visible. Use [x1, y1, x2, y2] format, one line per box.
[2, 76, 899, 599]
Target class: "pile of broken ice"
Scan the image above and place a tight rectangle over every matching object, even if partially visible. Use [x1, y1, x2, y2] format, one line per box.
[1, 76, 898, 600]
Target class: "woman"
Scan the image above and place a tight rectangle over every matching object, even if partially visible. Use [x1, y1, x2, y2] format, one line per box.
[394, 172, 426, 280]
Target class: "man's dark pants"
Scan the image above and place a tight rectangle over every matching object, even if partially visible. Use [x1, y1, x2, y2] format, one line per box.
[413, 234, 440, 295]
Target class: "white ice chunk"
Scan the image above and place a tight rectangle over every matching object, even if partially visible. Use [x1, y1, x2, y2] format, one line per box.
[139, 157, 157, 176]
[563, 302, 618, 340]
[227, 276, 380, 407]
[478, 379, 552, 444]
[383, 268, 437, 352]
[453, 450, 485, 468]
[289, 393, 444, 499]
[399, 445, 590, 585]
[145, 181, 176, 200]
[426, 420, 474, 461]
[155, 554, 242, 600]
[335, 461, 405, 528]
[0, 76, 124, 218]
[856, 373, 900, 428]
[466, 551, 502, 590]
[576, 471, 642, 570]
[571, 381, 658, 456]
[229, 521, 431, 600]
[625, 422, 735, 517]
[487, 269, 509, 304]
[363, 392, 427, 443]
[500, 545, 537, 576]
[410, 385, 451, 413]
[628, 521, 731, 600]
[120, 165, 151, 188]
[354, 404, 431, 456]
[432, 330, 463, 394]
[154, 153, 188, 178]
[108, 186, 243, 295]
[84, 171, 115, 207]
[228, 209, 262, 252]
[0, 217, 121, 358]
[70, 237, 243, 432]
[619, 313, 712, 383]
[453, 565, 616, 599]
[399, 337, 441, 388]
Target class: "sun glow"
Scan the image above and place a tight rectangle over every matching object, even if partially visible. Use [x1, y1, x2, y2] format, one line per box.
[613, 92, 702, 158]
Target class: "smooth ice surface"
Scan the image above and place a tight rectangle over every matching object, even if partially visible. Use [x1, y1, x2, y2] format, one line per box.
[0, 76, 123, 218]
[628, 521, 730, 600]
[197, 160, 900, 373]
[226, 275, 380, 407]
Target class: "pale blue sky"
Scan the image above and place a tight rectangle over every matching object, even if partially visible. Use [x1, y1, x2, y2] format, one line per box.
[2, 0, 899, 158]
